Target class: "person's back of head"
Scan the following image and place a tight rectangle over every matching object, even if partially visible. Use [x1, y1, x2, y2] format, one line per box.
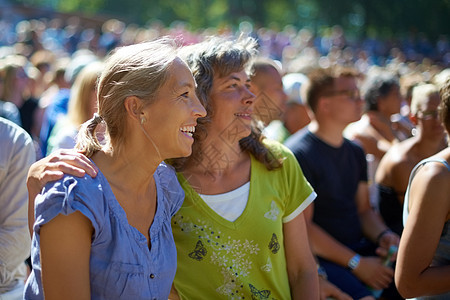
[51, 58, 71, 89]
[67, 61, 104, 127]
[361, 72, 400, 113]
[250, 57, 282, 88]
[0, 55, 29, 103]
[283, 72, 308, 106]
[251, 57, 287, 124]
[64, 49, 99, 86]
[282, 72, 311, 132]
[30, 49, 54, 74]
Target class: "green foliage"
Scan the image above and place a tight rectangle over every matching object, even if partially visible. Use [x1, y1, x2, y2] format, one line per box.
[12, 0, 450, 40]
[57, 0, 104, 13]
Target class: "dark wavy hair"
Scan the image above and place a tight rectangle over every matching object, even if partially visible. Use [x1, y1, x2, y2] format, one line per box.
[362, 72, 399, 112]
[169, 36, 283, 171]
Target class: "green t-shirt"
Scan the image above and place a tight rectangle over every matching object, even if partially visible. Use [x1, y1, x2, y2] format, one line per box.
[172, 140, 316, 300]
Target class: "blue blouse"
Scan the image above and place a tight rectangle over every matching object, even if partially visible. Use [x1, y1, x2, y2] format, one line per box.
[24, 162, 184, 300]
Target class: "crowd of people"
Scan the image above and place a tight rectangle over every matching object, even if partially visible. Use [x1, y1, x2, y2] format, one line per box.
[1, 13, 449, 300]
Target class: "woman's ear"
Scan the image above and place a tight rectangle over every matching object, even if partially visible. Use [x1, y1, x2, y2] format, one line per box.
[124, 96, 142, 123]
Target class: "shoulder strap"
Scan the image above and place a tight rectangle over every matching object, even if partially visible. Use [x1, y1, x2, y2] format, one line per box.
[403, 158, 450, 225]
[408, 158, 450, 189]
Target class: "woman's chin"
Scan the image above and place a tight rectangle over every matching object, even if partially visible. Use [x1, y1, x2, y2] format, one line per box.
[175, 147, 193, 159]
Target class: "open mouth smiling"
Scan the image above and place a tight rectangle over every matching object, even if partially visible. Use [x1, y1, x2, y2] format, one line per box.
[180, 125, 196, 137]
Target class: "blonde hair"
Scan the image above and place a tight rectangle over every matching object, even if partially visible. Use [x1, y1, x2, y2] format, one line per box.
[410, 83, 439, 116]
[0, 56, 28, 101]
[76, 38, 178, 157]
[67, 61, 103, 127]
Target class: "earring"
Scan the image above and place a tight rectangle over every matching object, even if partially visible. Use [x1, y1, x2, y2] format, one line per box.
[140, 116, 146, 124]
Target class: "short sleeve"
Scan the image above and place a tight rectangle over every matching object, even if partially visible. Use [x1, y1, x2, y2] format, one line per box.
[263, 140, 316, 223]
[34, 175, 105, 238]
[156, 162, 185, 217]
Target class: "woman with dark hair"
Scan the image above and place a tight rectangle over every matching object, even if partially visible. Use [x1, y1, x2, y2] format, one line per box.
[168, 36, 318, 299]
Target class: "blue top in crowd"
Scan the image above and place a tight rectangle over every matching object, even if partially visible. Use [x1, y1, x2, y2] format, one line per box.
[25, 162, 185, 300]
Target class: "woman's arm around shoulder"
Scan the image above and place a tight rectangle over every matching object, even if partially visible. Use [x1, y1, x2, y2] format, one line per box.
[27, 149, 98, 235]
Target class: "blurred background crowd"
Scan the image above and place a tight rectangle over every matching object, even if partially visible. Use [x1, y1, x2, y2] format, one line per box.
[1, 1, 449, 157]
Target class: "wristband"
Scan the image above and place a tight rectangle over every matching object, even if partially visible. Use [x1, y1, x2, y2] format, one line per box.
[376, 229, 392, 245]
[347, 254, 360, 270]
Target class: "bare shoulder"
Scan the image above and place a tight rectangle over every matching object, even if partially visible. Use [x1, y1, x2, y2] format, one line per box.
[414, 157, 449, 185]
[412, 150, 450, 203]
[418, 163, 450, 187]
[376, 140, 414, 184]
[422, 148, 450, 176]
[345, 118, 368, 138]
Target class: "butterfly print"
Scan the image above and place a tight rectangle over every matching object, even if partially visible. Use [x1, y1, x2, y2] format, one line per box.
[188, 240, 207, 261]
[264, 201, 280, 221]
[249, 283, 271, 300]
[260, 257, 272, 272]
[268, 233, 280, 254]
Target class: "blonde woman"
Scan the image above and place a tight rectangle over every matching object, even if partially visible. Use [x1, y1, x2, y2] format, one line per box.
[24, 39, 206, 299]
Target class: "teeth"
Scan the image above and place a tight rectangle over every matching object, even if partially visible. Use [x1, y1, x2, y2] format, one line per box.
[180, 125, 195, 135]
[235, 113, 250, 117]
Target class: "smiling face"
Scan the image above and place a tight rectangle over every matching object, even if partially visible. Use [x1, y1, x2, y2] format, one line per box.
[142, 58, 206, 159]
[207, 69, 256, 141]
